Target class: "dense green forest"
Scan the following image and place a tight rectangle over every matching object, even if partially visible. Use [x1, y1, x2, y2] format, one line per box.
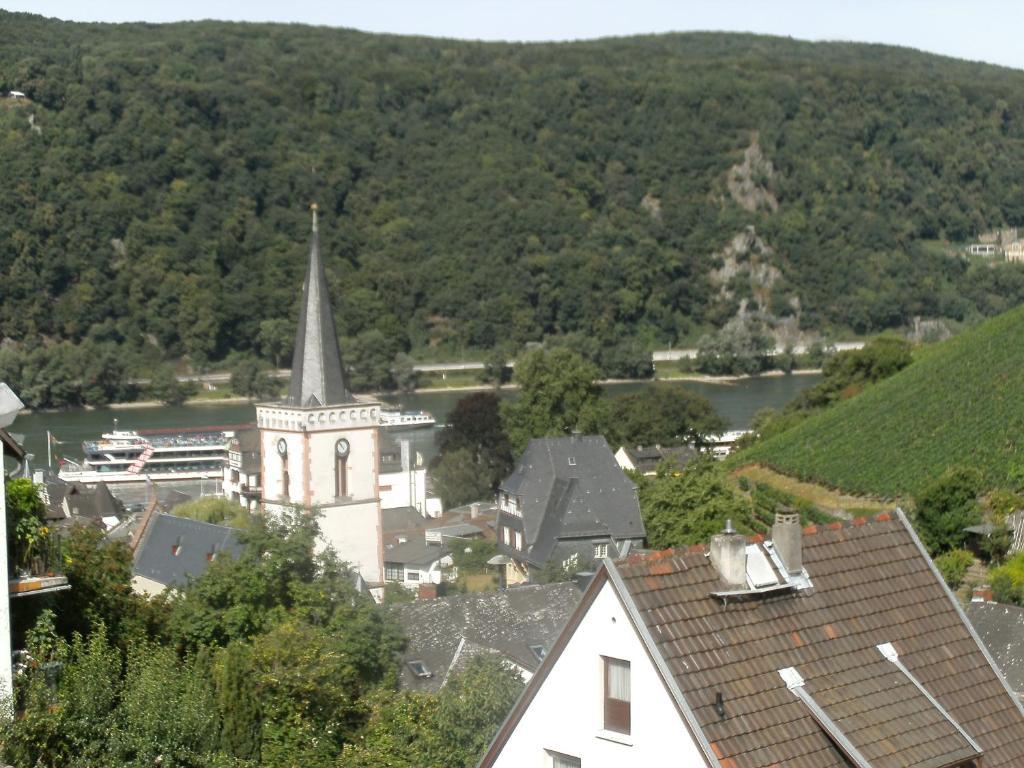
[3, 11, 1024, 372]
[738, 304, 1024, 497]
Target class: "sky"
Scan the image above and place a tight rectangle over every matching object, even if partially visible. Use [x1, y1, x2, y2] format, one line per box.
[4, 0, 1024, 70]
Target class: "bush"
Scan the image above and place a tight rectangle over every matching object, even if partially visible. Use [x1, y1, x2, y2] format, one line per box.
[991, 551, 1024, 605]
[913, 467, 983, 555]
[934, 548, 974, 589]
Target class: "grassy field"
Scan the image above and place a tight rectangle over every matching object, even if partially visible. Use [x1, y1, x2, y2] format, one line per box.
[739, 305, 1024, 498]
[730, 464, 895, 517]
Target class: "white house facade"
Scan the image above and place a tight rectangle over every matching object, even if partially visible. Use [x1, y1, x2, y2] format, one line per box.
[484, 576, 705, 768]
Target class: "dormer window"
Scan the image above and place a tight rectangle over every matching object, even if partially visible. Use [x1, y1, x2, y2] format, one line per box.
[568, 457, 576, 466]
[408, 660, 432, 678]
[594, 542, 609, 559]
[171, 536, 183, 557]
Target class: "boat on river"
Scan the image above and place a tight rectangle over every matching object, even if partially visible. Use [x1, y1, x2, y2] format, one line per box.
[379, 409, 436, 429]
[57, 425, 244, 484]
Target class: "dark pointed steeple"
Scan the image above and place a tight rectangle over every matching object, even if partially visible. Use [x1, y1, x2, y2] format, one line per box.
[286, 204, 352, 407]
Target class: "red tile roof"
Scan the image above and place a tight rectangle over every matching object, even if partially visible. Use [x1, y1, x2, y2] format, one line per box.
[614, 512, 1024, 767]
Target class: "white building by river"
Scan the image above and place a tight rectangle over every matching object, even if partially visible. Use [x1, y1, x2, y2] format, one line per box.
[256, 206, 385, 586]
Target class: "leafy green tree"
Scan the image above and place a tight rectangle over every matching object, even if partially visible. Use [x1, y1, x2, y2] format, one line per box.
[391, 352, 419, 394]
[5, 477, 47, 576]
[602, 382, 726, 447]
[913, 467, 984, 555]
[257, 318, 293, 367]
[436, 392, 514, 492]
[501, 347, 602, 454]
[54, 523, 156, 649]
[149, 364, 196, 405]
[696, 316, 774, 376]
[636, 456, 753, 549]
[216, 641, 261, 762]
[432, 448, 496, 508]
[991, 551, 1024, 605]
[338, 656, 525, 768]
[789, 335, 913, 411]
[229, 358, 277, 399]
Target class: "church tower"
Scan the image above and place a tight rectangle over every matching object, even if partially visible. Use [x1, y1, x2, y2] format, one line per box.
[256, 205, 383, 584]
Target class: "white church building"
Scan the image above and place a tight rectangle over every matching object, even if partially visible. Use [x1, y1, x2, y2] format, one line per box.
[255, 206, 384, 585]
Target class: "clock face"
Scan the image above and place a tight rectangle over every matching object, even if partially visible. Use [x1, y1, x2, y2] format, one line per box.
[276, 438, 288, 456]
[336, 438, 350, 458]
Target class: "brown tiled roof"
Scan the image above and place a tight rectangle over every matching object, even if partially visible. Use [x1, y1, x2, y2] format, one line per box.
[614, 512, 1024, 768]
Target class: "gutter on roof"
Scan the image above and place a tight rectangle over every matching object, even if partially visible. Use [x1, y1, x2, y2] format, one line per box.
[896, 506, 1024, 724]
[604, 558, 721, 768]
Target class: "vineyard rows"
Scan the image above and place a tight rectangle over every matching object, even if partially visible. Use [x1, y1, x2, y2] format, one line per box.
[741, 306, 1024, 498]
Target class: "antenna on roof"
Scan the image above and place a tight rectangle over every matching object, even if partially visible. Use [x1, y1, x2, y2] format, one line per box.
[310, 202, 319, 233]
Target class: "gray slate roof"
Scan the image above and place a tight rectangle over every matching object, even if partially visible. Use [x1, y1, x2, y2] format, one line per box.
[621, 443, 698, 474]
[133, 514, 242, 589]
[383, 538, 448, 567]
[500, 435, 643, 566]
[390, 582, 581, 692]
[285, 209, 352, 407]
[965, 600, 1024, 697]
[45, 480, 121, 522]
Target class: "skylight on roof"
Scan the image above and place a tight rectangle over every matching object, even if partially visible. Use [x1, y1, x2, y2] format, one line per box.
[407, 660, 432, 678]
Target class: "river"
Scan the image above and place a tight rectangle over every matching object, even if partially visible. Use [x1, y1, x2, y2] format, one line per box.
[10, 373, 820, 471]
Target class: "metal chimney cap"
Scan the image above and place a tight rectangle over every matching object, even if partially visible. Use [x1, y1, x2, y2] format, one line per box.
[723, 519, 736, 535]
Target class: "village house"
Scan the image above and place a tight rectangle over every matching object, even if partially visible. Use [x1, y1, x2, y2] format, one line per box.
[381, 502, 495, 591]
[131, 512, 241, 596]
[614, 443, 698, 476]
[222, 429, 261, 512]
[479, 510, 1024, 768]
[494, 435, 644, 585]
[391, 582, 581, 692]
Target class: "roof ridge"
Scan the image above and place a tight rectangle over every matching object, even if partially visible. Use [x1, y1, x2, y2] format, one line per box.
[619, 510, 897, 565]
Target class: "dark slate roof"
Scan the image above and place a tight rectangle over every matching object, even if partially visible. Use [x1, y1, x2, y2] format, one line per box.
[964, 601, 1024, 697]
[382, 506, 424, 532]
[391, 582, 581, 692]
[133, 514, 242, 589]
[45, 480, 121, 522]
[382, 538, 448, 567]
[611, 512, 1024, 768]
[285, 208, 352, 407]
[499, 435, 643, 565]
[621, 443, 698, 474]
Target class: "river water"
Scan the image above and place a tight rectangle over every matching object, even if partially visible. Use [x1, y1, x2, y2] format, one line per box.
[11, 373, 820, 470]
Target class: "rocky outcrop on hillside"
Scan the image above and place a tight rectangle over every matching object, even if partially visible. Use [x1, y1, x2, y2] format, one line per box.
[727, 132, 778, 213]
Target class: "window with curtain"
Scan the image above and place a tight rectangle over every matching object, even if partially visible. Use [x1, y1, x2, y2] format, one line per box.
[603, 656, 631, 733]
[547, 750, 581, 768]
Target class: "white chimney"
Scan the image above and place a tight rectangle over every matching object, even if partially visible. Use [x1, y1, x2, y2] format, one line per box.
[772, 510, 803, 575]
[470, 502, 481, 519]
[710, 520, 747, 587]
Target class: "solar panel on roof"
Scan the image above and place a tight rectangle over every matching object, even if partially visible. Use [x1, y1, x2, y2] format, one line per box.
[745, 544, 779, 588]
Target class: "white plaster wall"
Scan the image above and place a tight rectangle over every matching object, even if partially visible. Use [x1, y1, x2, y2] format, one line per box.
[131, 574, 165, 597]
[490, 580, 706, 768]
[307, 427, 378, 504]
[379, 467, 427, 512]
[318, 499, 382, 584]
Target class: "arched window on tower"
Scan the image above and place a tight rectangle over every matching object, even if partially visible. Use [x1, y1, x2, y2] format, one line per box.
[336, 438, 350, 499]
[276, 438, 289, 500]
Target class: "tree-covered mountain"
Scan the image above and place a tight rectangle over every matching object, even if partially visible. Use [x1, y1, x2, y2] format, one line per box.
[3, 11, 1024, 367]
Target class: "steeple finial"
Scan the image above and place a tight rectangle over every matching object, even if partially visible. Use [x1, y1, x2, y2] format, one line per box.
[311, 202, 319, 233]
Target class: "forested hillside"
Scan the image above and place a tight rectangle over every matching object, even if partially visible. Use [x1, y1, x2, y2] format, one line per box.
[738, 304, 1024, 497]
[3, 11, 1024, 368]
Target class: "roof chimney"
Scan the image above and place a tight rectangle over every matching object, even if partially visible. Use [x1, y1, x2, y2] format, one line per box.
[470, 502, 481, 519]
[710, 519, 746, 587]
[772, 508, 802, 575]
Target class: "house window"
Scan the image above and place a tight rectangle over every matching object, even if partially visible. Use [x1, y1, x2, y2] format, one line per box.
[514, 530, 523, 550]
[547, 750, 581, 768]
[594, 542, 608, 559]
[384, 563, 402, 581]
[406, 570, 420, 582]
[603, 657, 631, 734]
[336, 454, 348, 498]
[230, 469, 239, 483]
[568, 457, 576, 466]
[503, 526, 512, 546]
[529, 644, 547, 663]
[407, 660, 432, 678]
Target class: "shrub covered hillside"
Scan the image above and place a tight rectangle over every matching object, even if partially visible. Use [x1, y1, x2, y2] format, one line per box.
[739, 305, 1024, 498]
[3, 12, 1024, 366]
